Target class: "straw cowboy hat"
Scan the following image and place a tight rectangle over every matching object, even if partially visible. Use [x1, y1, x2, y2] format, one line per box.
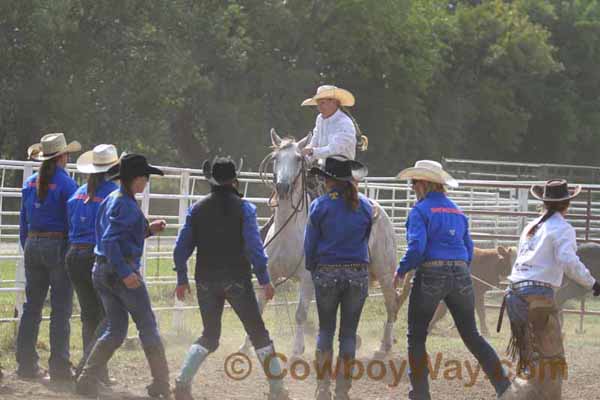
[76, 144, 120, 174]
[530, 179, 582, 202]
[301, 85, 355, 107]
[309, 156, 368, 182]
[27, 133, 81, 161]
[396, 160, 459, 188]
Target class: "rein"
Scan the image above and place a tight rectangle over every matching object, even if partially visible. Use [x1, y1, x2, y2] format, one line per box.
[258, 149, 310, 288]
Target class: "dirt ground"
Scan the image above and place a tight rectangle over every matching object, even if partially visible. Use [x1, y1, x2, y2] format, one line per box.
[0, 332, 598, 400]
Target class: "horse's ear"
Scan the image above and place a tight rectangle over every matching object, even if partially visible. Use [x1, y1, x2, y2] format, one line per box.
[270, 128, 282, 147]
[297, 132, 312, 150]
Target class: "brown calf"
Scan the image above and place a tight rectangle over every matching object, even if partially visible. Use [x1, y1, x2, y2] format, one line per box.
[397, 246, 516, 335]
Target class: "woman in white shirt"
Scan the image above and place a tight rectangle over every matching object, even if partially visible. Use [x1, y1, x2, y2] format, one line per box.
[506, 179, 600, 380]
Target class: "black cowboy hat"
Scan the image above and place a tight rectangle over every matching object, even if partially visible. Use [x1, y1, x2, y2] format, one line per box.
[202, 156, 242, 186]
[309, 156, 368, 182]
[108, 153, 164, 181]
[530, 179, 582, 202]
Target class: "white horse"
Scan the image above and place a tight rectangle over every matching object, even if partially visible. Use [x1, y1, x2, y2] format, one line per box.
[240, 129, 400, 359]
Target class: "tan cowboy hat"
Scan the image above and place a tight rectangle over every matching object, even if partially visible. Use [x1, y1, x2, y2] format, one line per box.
[27, 133, 81, 161]
[301, 85, 355, 107]
[396, 160, 459, 188]
[76, 144, 120, 174]
[530, 179, 582, 202]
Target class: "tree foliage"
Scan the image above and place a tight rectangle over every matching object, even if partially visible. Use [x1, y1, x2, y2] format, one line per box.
[1, 0, 599, 173]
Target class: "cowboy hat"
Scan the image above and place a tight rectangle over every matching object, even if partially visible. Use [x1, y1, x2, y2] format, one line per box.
[309, 156, 368, 182]
[530, 179, 581, 202]
[301, 85, 355, 107]
[27, 133, 81, 161]
[202, 156, 243, 186]
[76, 144, 120, 174]
[396, 160, 459, 188]
[108, 153, 163, 181]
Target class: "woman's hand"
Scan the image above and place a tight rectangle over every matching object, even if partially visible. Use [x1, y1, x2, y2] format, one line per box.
[393, 271, 405, 290]
[149, 219, 167, 235]
[262, 282, 275, 301]
[123, 272, 141, 289]
[175, 283, 191, 301]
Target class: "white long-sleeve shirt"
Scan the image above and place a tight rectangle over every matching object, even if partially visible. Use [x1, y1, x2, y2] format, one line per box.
[509, 212, 596, 289]
[309, 109, 356, 163]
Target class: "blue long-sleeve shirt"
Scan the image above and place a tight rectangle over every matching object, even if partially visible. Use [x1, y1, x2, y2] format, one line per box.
[173, 200, 270, 286]
[304, 189, 372, 270]
[397, 191, 473, 275]
[20, 167, 78, 248]
[67, 179, 119, 244]
[95, 187, 149, 279]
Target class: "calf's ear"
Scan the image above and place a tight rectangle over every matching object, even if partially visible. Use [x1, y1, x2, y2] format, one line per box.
[497, 246, 508, 258]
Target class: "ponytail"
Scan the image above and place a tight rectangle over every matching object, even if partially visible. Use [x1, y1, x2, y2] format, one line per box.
[527, 200, 570, 237]
[37, 158, 58, 201]
[343, 181, 359, 211]
[86, 173, 105, 203]
[340, 106, 368, 152]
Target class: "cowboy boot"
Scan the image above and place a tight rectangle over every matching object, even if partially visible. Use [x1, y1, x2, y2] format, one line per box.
[314, 351, 333, 400]
[173, 343, 211, 400]
[174, 384, 194, 400]
[143, 342, 171, 398]
[255, 343, 293, 400]
[334, 357, 353, 400]
[76, 340, 117, 397]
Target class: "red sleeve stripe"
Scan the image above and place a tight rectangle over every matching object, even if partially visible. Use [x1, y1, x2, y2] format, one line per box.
[74, 194, 105, 203]
[430, 207, 463, 215]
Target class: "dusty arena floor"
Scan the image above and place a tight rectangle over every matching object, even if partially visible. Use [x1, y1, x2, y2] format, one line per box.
[1, 282, 599, 400]
[1, 321, 599, 399]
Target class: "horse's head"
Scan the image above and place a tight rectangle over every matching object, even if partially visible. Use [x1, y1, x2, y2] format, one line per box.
[267, 128, 311, 200]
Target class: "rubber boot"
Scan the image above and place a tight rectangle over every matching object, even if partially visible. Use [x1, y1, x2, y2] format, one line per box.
[143, 342, 171, 398]
[334, 357, 353, 400]
[255, 343, 292, 400]
[76, 340, 117, 397]
[314, 351, 333, 400]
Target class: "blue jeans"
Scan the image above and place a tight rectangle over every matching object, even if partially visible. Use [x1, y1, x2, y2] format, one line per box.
[313, 267, 369, 358]
[407, 265, 510, 400]
[195, 278, 271, 351]
[92, 260, 161, 351]
[506, 286, 555, 325]
[65, 245, 107, 373]
[16, 237, 73, 376]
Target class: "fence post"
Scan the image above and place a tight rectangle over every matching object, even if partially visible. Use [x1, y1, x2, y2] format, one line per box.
[517, 188, 529, 234]
[141, 179, 151, 277]
[577, 298, 586, 334]
[172, 170, 190, 334]
[15, 165, 33, 319]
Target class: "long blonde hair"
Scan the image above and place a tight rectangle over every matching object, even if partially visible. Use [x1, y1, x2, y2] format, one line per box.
[416, 181, 446, 200]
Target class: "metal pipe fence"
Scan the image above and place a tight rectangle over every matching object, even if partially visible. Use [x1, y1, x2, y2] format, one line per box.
[1, 159, 600, 331]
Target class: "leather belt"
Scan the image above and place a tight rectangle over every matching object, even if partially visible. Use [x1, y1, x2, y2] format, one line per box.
[422, 260, 468, 268]
[28, 231, 65, 239]
[318, 263, 368, 272]
[70, 243, 94, 249]
[509, 280, 553, 290]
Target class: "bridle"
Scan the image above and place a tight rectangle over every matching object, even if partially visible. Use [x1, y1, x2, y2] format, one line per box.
[258, 146, 310, 287]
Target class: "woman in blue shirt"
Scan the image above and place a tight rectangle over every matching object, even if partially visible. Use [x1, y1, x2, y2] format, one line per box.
[394, 160, 510, 400]
[304, 157, 371, 400]
[67, 144, 120, 382]
[76, 154, 169, 398]
[18, 133, 80, 380]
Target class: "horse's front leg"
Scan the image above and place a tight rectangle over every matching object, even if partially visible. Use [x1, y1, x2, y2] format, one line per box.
[292, 271, 314, 358]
